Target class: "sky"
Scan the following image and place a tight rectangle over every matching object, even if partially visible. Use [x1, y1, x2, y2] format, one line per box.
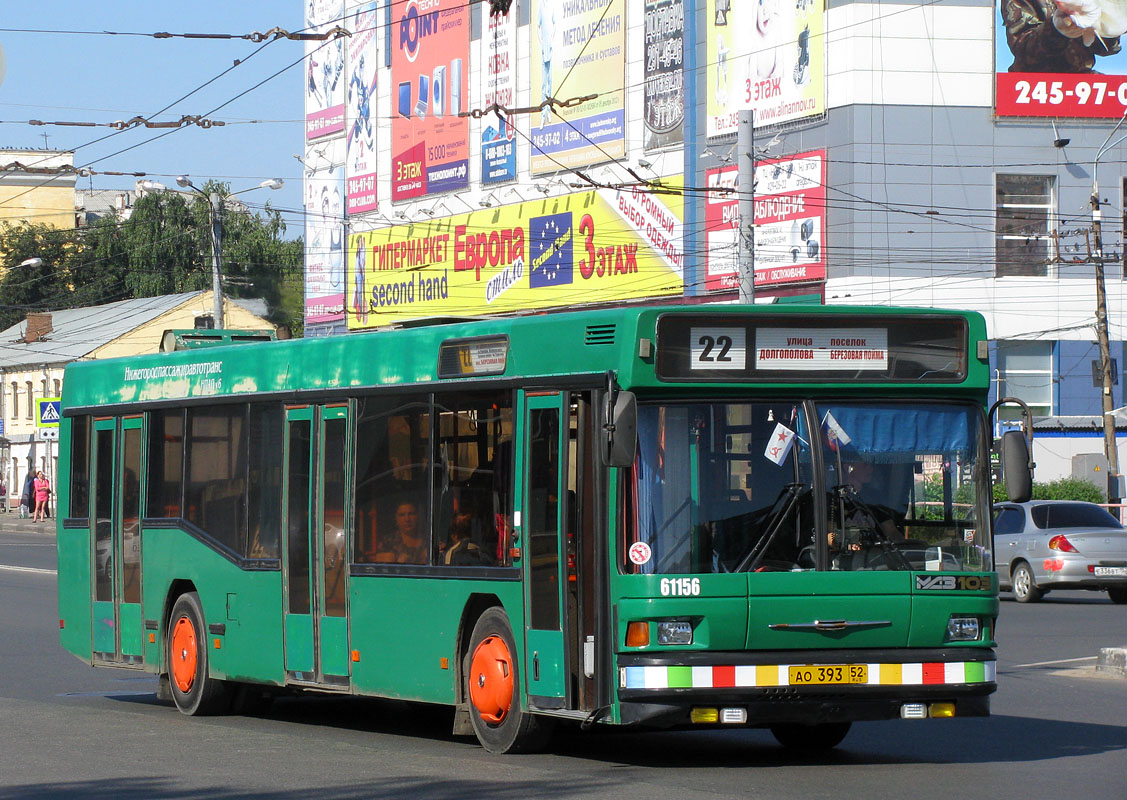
[0, 2, 307, 237]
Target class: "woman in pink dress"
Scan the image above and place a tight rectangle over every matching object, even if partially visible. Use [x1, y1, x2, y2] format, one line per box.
[33, 470, 50, 523]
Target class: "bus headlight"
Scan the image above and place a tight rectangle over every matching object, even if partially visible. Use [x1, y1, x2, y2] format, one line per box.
[945, 616, 980, 641]
[657, 620, 693, 645]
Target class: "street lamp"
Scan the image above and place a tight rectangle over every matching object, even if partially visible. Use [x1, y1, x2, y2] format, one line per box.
[19, 258, 43, 268]
[174, 176, 284, 328]
[140, 177, 284, 328]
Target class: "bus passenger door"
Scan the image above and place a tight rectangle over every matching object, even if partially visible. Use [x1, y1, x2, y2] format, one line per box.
[90, 415, 145, 666]
[520, 393, 569, 706]
[282, 404, 352, 687]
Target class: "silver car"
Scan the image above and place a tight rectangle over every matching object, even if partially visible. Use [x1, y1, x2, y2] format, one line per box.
[993, 501, 1127, 604]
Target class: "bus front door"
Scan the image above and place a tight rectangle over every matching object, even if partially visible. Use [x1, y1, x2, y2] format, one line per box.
[91, 415, 144, 666]
[520, 391, 597, 712]
[282, 404, 351, 687]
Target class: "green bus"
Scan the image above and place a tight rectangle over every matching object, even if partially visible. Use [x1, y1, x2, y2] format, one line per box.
[57, 304, 1026, 753]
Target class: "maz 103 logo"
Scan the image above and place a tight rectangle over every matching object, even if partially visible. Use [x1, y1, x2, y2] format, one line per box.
[915, 575, 993, 591]
[399, 0, 443, 62]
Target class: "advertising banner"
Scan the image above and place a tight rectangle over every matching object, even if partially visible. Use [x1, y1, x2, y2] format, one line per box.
[996, 3, 1127, 117]
[391, 0, 470, 201]
[346, 185, 684, 327]
[704, 149, 825, 291]
[481, 1, 518, 185]
[345, 2, 379, 214]
[530, 0, 626, 174]
[306, 0, 346, 141]
[706, 0, 823, 137]
[644, 0, 684, 150]
[305, 139, 346, 325]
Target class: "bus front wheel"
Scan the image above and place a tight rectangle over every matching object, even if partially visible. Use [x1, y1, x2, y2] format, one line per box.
[770, 721, 852, 751]
[464, 607, 551, 753]
[167, 591, 231, 716]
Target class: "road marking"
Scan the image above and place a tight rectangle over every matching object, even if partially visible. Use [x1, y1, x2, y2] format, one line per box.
[1012, 656, 1097, 668]
[0, 564, 56, 575]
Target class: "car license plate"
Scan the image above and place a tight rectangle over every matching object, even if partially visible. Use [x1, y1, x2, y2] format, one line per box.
[1094, 566, 1127, 577]
[788, 665, 868, 685]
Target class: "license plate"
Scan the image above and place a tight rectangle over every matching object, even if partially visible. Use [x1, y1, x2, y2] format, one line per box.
[1094, 566, 1127, 577]
[788, 664, 868, 685]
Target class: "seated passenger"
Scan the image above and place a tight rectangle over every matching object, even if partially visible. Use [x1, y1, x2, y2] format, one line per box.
[445, 512, 491, 566]
[380, 501, 427, 564]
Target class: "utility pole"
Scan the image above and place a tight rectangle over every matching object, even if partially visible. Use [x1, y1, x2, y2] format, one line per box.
[1092, 184, 1121, 504]
[737, 109, 755, 303]
[208, 192, 224, 328]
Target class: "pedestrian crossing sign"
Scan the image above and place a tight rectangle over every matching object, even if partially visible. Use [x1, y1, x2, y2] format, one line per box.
[37, 397, 61, 427]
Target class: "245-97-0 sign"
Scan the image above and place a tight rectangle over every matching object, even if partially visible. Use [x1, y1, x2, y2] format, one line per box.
[996, 73, 1127, 118]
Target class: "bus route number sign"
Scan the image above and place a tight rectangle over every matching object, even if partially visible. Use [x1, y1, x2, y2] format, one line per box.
[689, 327, 746, 371]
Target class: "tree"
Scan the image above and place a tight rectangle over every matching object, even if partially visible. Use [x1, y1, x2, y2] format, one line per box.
[0, 187, 304, 334]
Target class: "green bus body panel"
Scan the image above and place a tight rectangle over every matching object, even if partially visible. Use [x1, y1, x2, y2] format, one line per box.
[91, 600, 115, 653]
[348, 577, 523, 703]
[285, 614, 315, 674]
[525, 629, 565, 696]
[57, 528, 92, 661]
[616, 572, 997, 653]
[320, 616, 350, 678]
[141, 528, 285, 684]
[120, 602, 143, 657]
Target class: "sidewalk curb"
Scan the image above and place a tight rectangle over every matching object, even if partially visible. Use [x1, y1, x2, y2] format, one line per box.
[0, 513, 55, 535]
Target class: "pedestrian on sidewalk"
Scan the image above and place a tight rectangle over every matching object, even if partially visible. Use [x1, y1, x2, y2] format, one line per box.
[19, 472, 34, 519]
[32, 471, 50, 523]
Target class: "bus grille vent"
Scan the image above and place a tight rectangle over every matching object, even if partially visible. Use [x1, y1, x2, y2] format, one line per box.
[585, 324, 616, 345]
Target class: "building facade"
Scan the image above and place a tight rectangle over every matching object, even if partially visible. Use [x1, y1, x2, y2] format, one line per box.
[0, 148, 76, 230]
[299, 1, 1127, 484]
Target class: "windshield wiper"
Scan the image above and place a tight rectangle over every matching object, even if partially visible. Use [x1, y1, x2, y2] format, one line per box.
[735, 483, 810, 573]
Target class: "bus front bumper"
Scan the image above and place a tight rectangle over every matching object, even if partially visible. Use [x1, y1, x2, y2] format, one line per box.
[615, 647, 996, 728]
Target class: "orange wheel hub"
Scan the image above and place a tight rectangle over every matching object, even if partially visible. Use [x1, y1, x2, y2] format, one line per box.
[170, 615, 198, 693]
[469, 634, 513, 724]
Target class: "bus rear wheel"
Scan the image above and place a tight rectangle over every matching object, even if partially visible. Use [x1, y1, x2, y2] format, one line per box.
[770, 721, 852, 751]
[167, 592, 231, 716]
[464, 607, 551, 754]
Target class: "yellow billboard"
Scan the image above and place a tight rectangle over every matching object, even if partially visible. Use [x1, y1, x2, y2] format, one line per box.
[346, 186, 684, 328]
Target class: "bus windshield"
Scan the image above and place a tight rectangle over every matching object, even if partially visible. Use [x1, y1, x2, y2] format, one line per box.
[628, 400, 991, 574]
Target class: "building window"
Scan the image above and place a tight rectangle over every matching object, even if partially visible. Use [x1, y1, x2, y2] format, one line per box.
[53, 378, 61, 396]
[996, 175, 1055, 277]
[10, 382, 17, 420]
[25, 381, 33, 419]
[997, 340, 1054, 419]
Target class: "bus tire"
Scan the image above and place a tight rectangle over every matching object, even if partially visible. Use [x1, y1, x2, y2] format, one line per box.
[770, 721, 852, 751]
[464, 607, 551, 754]
[1011, 562, 1043, 603]
[167, 591, 231, 716]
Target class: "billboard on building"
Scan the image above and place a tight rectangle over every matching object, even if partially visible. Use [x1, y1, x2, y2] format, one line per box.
[306, 0, 347, 141]
[390, 0, 471, 201]
[305, 139, 346, 325]
[346, 186, 684, 328]
[704, 149, 826, 291]
[996, 3, 1127, 117]
[706, 0, 824, 137]
[480, 0, 518, 185]
[530, 0, 626, 175]
[643, 0, 685, 150]
[345, 2, 379, 215]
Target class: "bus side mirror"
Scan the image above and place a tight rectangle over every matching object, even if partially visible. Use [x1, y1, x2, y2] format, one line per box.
[1001, 430, 1032, 503]
[602, 390, 637, 468]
